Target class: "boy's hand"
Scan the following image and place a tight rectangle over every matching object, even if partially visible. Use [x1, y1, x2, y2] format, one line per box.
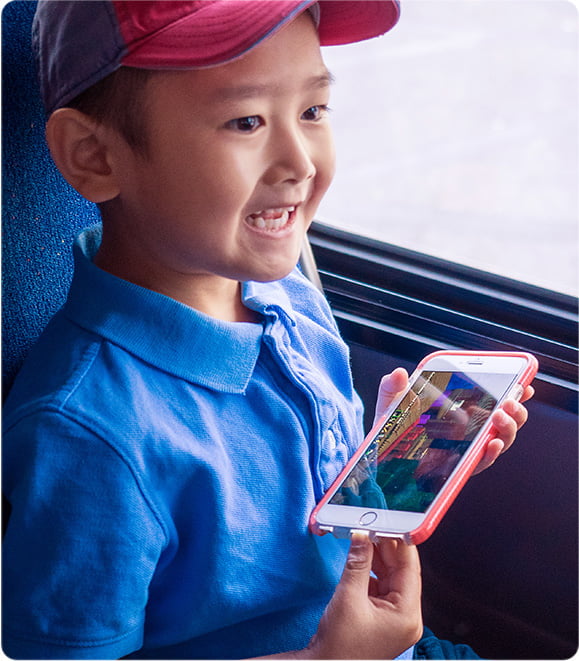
[373, 368, 534, 475]
[307, 533, 422, 660]
[372, 367, 410, 427]
[472, 387, 533, 473]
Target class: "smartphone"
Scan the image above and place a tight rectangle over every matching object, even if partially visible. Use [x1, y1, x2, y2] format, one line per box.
[310, 350, 538, 545]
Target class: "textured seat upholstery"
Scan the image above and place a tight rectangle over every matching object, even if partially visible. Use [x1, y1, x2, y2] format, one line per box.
[2, 0, 99, 395]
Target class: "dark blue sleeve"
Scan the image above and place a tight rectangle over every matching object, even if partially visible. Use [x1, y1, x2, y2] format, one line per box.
[413, 627, 481, 660]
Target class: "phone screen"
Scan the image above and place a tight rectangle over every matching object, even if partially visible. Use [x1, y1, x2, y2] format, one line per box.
[329, 370, 516, 514]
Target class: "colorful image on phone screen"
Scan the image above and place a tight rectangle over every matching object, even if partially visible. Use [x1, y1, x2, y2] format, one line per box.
[329, 370, 515, 513]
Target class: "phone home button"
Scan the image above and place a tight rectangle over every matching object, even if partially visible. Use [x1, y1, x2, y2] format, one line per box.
[359, 511, 378, 526]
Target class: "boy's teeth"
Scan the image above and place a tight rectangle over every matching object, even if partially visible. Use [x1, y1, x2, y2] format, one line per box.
[246, 207, 295, 231]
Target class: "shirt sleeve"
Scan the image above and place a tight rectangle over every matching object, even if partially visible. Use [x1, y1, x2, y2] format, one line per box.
[2, 408, 167, 659]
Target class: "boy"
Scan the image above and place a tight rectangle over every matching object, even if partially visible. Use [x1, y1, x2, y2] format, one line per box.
[2, 1, 531, 658]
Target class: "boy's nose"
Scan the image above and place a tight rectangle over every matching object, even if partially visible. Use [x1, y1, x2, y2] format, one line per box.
[264, 128, 317, 186]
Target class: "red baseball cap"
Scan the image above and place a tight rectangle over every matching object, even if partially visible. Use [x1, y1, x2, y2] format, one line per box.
[33, 0, 400, 114]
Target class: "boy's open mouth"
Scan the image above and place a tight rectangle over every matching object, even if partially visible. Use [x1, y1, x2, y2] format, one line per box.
[245, 206, 296, 232]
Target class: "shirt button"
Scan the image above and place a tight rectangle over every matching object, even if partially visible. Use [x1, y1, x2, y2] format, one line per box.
[325, 429, 336, 450]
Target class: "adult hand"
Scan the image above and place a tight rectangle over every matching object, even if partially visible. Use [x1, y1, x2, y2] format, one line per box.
[307, 533, 422, 659]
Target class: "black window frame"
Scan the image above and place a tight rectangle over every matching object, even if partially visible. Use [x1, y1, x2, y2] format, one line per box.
[308, 221, 578, 412]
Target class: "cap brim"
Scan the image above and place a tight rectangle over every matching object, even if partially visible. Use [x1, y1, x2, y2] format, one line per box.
[122, 0, 400, 69]
[318, 0, 400, 46]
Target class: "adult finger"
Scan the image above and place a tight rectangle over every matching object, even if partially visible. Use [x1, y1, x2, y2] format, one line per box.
[338, 532, 374, 595]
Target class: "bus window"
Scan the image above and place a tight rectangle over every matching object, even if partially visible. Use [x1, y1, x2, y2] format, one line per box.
[319, 0, 578, 296]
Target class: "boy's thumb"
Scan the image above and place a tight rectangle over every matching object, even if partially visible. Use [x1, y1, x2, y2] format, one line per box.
[340, 532, 373, 592]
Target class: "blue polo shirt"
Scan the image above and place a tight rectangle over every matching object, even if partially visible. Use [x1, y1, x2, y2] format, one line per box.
[3, 224, 365, 659]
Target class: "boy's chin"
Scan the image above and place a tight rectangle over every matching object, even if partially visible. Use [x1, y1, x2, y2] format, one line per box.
[242, 253, 304, 284]
[249, 265, 296, 284]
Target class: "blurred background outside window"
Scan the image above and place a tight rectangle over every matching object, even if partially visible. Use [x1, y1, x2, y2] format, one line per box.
[318, 0, 578, 296]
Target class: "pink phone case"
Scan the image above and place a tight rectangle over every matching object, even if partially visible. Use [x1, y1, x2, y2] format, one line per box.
[310, 350, 539, 545]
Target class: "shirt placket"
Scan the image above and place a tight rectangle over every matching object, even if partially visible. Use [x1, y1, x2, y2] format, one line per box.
[262, 307, 338, 501]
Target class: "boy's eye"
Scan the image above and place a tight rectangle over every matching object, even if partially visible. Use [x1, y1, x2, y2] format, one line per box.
[226, 116, 263, 132]
[301, 105, 330, 121]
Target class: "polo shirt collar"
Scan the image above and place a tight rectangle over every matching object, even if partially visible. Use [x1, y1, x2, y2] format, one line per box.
[64, 225, 295, 393]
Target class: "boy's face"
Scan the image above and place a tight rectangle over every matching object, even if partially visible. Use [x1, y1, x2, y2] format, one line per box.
[104, 11, 335, 292]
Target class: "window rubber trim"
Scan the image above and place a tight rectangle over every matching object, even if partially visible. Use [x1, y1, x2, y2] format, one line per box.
[308, 221, 578, 411]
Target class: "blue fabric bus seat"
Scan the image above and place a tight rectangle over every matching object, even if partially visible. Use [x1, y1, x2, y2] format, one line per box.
[2, 0, 100, 395]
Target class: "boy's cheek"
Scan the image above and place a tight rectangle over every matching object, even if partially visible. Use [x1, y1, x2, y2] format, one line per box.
[323, 131, 337, 180]
[313, 136, 337, 202]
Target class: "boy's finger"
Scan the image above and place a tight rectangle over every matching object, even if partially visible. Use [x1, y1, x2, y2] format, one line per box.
[472, 438, 503, 474]
[520, 385, 535, 404]
[501, 399, 529, 429]
[374, 368, 408, 424]
[491, 408, 517, 448]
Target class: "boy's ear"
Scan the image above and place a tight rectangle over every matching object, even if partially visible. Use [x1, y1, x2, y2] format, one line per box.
[45, 108, 121, 203]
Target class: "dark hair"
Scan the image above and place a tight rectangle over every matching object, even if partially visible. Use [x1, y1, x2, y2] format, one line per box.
[66, 67, 154, 155]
